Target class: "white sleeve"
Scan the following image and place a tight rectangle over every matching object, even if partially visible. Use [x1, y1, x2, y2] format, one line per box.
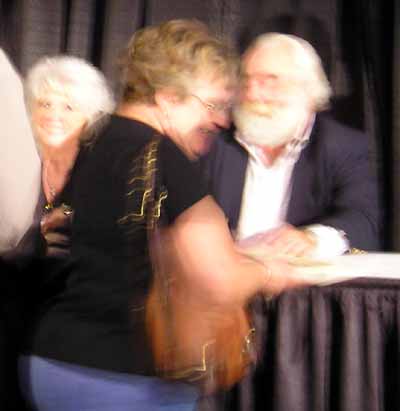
[304, 224, 349, 259]
[0, 49, 41, 254]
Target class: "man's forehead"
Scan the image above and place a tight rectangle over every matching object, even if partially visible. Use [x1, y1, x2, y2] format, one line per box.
[243, 45, 297, 77]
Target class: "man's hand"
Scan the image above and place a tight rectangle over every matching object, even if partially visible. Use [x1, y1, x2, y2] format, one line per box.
[237, 224, 317, 258]
[262, 224, 317, 257]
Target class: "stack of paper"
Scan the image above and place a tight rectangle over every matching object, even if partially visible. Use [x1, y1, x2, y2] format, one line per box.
[242, 249, 400, 286]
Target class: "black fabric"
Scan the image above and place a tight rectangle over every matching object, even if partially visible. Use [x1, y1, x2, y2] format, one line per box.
[202, 114, 381, 251]
[23, 115, 209, 375]
[226, 278, 400, 411]
[0, 258, 31, 411]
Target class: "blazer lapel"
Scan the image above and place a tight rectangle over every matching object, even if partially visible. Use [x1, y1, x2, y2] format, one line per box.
[286, 151, 311, 225]
[216, 140, 248, 231]
[286, 119, 320, 226]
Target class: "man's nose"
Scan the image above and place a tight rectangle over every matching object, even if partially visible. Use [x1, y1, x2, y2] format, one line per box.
[243, 76, 279, 102]
[47, 105, 65, 120]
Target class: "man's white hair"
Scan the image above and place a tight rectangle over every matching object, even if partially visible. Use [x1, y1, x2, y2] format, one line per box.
[24, 55, 115, 139]
[246, 32, 332, 111]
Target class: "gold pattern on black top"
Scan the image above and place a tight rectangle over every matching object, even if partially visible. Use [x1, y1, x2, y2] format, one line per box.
[118, 139, 168, 231]
[349, 247, 367, 254]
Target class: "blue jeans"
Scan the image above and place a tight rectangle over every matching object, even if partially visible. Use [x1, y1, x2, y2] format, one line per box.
[19, 355, 199, 411]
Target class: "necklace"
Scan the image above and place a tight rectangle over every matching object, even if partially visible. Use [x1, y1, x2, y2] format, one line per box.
[47, 182, 57, 201]
[42, 163, 58, 209]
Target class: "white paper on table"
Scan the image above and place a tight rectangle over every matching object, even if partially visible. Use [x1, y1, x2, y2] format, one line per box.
[241, 249, 400, 286]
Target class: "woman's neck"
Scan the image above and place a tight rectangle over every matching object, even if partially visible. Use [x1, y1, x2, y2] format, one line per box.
[40, 135, 80, 168]
[116, 102, 167, 136]
[40, 136, 80, 204]
[116, 101, 192, 159]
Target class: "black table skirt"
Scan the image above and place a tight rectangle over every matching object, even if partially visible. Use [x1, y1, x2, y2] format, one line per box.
[226, 278, 400, 411]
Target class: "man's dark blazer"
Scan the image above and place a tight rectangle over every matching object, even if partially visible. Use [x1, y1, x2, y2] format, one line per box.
[202, 114, 381, 251]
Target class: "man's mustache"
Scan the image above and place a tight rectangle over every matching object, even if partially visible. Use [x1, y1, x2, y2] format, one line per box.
[237, 101, 288, 118]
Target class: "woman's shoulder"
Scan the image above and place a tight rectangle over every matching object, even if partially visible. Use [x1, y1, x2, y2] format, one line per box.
[157, 138, 209, 220]
[81, 115, 158, 167]
[97, 115, 155, 147]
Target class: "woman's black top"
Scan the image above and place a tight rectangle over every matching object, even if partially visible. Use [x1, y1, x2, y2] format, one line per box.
[24, 115, 209, 375]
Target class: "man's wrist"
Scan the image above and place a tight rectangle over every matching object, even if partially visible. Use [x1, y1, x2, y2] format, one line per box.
[301, 224, 349, 258]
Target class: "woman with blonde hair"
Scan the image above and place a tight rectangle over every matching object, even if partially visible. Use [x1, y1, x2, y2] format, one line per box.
[19, 20, 308, 411]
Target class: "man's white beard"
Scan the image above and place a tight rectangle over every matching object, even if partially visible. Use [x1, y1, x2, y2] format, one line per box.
[233, 101, 308, 148]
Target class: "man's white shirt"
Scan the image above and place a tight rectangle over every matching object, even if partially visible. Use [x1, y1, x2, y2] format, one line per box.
[235, 117, 349, 259]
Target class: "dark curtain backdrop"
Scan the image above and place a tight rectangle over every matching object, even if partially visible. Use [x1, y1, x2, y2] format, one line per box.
[0, 0, 397, 249]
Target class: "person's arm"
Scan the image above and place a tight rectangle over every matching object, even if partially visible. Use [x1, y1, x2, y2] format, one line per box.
[166, 195, 308, 307]
[240, 223, 348, 259]
[310, 127, 381, 251]
[0, 49, 41, 254]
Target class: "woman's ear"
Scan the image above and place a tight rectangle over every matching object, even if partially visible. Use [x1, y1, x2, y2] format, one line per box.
[154, 89, 180, 112]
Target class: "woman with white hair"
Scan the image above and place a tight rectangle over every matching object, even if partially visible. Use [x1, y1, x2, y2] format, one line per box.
[24, 55, 115, 209]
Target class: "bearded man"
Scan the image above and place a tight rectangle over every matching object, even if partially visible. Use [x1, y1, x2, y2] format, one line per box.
[203, 33, 380, 257]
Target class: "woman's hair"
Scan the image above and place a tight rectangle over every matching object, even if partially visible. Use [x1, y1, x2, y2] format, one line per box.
[25, 55, 115, 139]
[246, 33, 332, 111]
[118, 19, 239, 104]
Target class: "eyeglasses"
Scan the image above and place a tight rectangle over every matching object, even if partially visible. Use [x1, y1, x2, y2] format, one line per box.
[190, 94, 233, 114]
